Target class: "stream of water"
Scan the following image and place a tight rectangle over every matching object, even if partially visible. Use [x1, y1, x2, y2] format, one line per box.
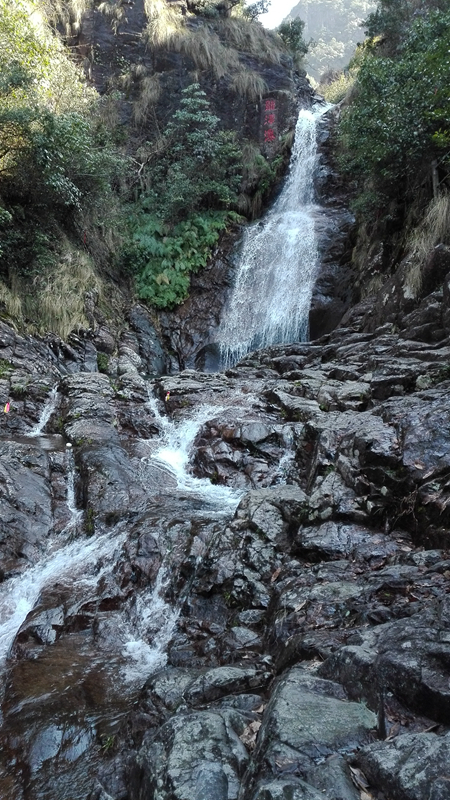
[0, 386, 241, 681]
[217, 104, 330, 367]
[0, 102, 331, 796]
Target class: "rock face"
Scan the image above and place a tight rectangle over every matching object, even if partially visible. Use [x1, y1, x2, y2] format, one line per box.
[309, 105, 356, 340]
[0, 266, 450, 800]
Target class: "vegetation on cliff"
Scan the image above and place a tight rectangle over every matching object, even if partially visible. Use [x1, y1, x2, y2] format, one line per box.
[339, 1, 450, 212]
[123, 83, 242, 307]
[0, 0, 308, 329]
[334, 0, 450, 303]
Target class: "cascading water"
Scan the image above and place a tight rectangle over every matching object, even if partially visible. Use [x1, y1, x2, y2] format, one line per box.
[65, 449, 83, 533]
[0, 387, 242, 695]
[28, 386, 59, 436]
[217, 104, 330, 368]
[143, 391, 243, 512]
[0, 528, 127, 673]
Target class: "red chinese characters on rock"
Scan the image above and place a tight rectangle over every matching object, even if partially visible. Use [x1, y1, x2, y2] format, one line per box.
[263, 98, 277, 147]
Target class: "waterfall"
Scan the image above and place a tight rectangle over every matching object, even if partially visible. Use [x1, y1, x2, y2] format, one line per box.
[65, 450, 83, 534]
[121, 568, 180, 683]
[0, 390, 242, 689]
[28, 386, 59, 436]
[217, 104, 330, 368]
[143, 390, 243, 512]
[0, 528, 126, 670]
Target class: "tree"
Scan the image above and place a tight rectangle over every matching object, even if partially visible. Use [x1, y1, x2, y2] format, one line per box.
[148, 83, 241, 221]
[125, 84, 242, 308]
[364, 0, 448, 55]
[277, 18, 308, 57]
[0, 0, 123, 274]
[244, 1, 271, 21]
[338, 7, 450, 209]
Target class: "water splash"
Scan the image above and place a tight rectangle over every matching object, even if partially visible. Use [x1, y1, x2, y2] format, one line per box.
[64, 450, 83, 534]
[0, 528, 126, 668]
[217, 105, 330, 367]
[144, 392, 243, 511]
[121, 569, 180, 683]
[28, 386, 59, 436]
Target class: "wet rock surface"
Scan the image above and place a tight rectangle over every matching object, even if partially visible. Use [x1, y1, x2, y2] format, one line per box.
[0, 277, 450, 799]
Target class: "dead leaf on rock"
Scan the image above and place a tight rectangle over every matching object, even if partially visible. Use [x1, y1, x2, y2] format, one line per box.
[385, 721, 400, 740]
[239, 720, 261, 750]
[270, 567, 281, 583]
[294, 600, 306, 612]
[274, 756, 297, 771]
[349, 766, 370, 791]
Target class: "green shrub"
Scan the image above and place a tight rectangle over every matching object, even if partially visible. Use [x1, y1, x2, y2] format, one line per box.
[338, 8, 450, 210]
[124, 210, 239, 308]
[0, 0, 126, 277]
[141, 84, 242, 223]
[319, 70, 355, 104]
[277, 18, 308, 61]
[120, 83, 243, 309]
[0, 359, 12, 377]
[97, 352, 110, 373]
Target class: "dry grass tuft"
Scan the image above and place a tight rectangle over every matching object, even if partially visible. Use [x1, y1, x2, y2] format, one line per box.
[219, 18, 283, 63]
[97, 91, 122, 129]
[23, 240, 122, 339]
[41, 0, 92, 34]
[404, 193, 450, 298]
[133, 74, 162, 124]
[144, 0, 185, 48]
[230, 67, 267, 101]
[30, 251, 101, 338]
[98, 0, 126, 31]
[177, 26, 239, 78]
[0, 280, 24, 327]
[362, 273, 384, 299]
[318, 71, 356, 105]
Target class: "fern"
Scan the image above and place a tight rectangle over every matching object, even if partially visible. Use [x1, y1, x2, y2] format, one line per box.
[123, 210, 239, 308]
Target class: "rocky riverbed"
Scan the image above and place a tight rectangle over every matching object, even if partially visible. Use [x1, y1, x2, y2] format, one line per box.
[0, 272, 450, 800]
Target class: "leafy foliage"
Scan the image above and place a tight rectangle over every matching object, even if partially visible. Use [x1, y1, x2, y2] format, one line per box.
[338, 7, 450, 211]
[120, 84, 243, 308]
[0, 0, 124, 276]
[363, 0, 448, 54]
[136, 85, 240, 223]
[317, 68, 356, 103]
[277, 18, 308, 58]
[124, 211, 238, 308]
[244, 1, 271, 21]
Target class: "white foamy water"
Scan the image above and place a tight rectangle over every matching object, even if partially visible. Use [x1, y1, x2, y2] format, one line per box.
[121, 569, 180, 683]
[65, 450, 83, 534]
[0, 528, 126, 668]
[28, 386, 59, 436]
[217, 105, 331, 367]
[144, 392, 243, 511]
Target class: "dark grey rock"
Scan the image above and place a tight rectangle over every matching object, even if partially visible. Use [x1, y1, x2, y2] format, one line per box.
[356, 731, 450, 800]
